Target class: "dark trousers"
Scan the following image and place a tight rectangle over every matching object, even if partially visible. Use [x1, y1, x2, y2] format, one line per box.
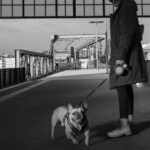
[116, 85, 134, 118]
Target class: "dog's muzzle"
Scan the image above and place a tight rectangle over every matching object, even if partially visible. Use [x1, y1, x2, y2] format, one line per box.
[64, 113, 87, 134]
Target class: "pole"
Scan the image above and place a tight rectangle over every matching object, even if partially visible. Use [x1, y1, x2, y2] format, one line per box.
[105, 19, 109, 74]
[113, 0, 115, 13]
[74, 49, 76, 69]
[51, 40, 55, 71]
[50, 35, 55, 71]
[0, 0, 2, 17]
[89, 21, 104, 70]
[96, 23, 99, 69]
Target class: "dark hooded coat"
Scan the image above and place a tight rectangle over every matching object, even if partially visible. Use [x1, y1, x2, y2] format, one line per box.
[109, 0, 147, 89]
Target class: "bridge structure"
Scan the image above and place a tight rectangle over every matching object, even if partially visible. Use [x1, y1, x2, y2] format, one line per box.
[50, 33, 109, 69]
[0, 0, 150, 19]
[15, 49, 53, 80]
[0, 0, 150, 87]
[53, 34, 105, 52]
[0, 49, 53, 89]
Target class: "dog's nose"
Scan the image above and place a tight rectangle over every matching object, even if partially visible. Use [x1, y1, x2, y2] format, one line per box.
[77, 114, 81, 119]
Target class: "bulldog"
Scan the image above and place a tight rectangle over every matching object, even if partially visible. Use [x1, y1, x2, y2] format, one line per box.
[51, 102, 89, 146]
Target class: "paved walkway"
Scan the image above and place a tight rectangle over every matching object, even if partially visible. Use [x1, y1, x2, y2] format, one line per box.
[0, 69, 150, 150]
[0, 69, 109, 102]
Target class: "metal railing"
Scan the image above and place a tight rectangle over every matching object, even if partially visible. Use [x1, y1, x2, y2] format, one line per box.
[0, 68, 25, 89]
[15, 49, 53, 80]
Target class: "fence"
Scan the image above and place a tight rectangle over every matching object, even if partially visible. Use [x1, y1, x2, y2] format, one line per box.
[15, 49, 53, 80]
[0, 68, 25, 89]
[0, 50, 53, 89]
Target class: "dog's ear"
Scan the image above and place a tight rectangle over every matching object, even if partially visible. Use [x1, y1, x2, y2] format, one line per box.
[68, 103, 73, 112]
[80, 102, 88, 113]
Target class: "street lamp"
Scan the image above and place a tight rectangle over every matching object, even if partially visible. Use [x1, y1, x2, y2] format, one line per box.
[89, 21, 104, 69]
[105, 19, 109, 74]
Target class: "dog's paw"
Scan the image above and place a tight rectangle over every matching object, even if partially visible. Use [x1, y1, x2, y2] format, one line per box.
[72, 139, 79, 144]
[61, 122, 65, 126]
[51, 134, 54, 140]
[51, 133, 55, 140]
[85, 141, 89, 146]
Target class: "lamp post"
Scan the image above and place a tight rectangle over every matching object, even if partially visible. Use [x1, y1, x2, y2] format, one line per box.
[105, 19, 109, 74]
[89, 21, 104, 69]
[50, 35, 55, 71]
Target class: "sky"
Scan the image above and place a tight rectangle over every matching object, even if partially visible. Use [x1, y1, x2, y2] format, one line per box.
[0, 18, 107, 55]
[0, 18, 150, 55]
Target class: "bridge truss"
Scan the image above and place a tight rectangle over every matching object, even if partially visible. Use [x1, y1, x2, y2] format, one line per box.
[0, 0, 150, 19]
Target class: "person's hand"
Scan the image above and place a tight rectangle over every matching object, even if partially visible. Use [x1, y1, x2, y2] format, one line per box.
[116, 60, 125, 65]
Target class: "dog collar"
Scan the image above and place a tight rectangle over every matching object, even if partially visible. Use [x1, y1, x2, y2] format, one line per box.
[64, 113, 87, 134]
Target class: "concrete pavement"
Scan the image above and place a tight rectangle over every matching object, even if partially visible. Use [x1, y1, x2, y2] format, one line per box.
[0, 69, 150, 150]
[0, 69, 108, 102]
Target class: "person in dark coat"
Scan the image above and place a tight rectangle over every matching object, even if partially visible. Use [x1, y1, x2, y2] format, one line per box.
[107, 0, 147, 138]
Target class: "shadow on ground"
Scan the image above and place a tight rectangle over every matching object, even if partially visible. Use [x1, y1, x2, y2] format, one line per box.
[132, 121, 150, 135]
[89, 120, 150, 146]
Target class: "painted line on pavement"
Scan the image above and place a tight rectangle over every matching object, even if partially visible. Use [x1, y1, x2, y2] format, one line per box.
[0, 78, 51, 103]
[0, 80, 32, 92]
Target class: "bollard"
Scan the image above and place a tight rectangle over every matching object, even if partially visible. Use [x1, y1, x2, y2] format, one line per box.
[0, 69, 4, 89]
[0, 68, 26, 89]
[20, 68, 25, 82]
[9, 69, 14, 85]
[5, 69, 10, 87]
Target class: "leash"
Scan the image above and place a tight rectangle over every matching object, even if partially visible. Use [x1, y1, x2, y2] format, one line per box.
[80, 78, 108, 105]
[64, 78, 108, 135]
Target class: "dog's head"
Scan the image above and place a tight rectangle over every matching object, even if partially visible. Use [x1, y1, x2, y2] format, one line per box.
[68, 102, 88, 124]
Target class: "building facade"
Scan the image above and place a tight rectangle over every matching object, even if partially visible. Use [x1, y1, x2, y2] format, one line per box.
[0, 55, 15, 69]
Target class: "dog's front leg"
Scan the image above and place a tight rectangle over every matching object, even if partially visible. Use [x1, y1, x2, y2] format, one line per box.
[70, 133, 78, 144]
[65, 129, 70, 139]
[84, 129, 90, 146]
[65, 129, 78, 144]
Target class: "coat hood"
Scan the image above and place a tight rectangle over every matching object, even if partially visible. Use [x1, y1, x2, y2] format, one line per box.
[120, 0, 138, 11]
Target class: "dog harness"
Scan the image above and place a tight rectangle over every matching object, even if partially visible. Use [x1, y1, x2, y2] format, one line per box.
[63, 113, 88, 134]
